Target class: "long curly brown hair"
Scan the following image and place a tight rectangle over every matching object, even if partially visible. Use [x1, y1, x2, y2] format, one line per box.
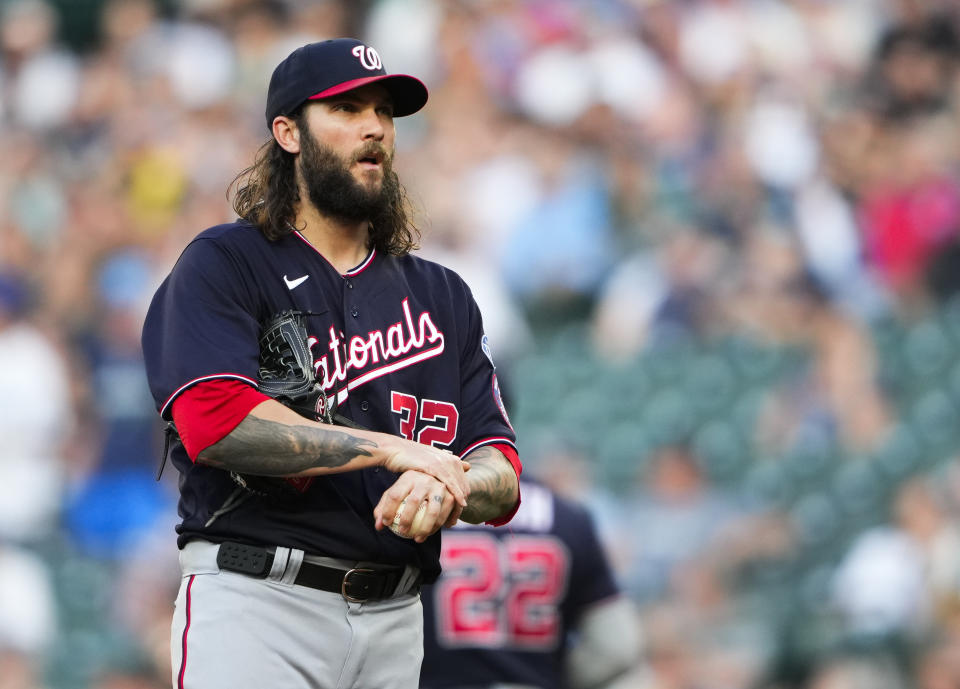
[229, 111, 420, 255]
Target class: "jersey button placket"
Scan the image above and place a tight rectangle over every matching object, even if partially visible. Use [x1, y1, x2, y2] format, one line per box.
[350, 307, 359, 318]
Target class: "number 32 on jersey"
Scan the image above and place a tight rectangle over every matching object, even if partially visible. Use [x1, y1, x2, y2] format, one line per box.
[390, 391, 459, 446]
[434, 532, 570, 650]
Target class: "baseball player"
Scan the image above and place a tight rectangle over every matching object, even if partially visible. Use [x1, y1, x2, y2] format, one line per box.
[141, 38, 521, 689]
[420, 477, 643, 689]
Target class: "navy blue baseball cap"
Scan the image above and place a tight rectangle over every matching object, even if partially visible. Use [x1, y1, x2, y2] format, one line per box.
[265, 38, 428, 127]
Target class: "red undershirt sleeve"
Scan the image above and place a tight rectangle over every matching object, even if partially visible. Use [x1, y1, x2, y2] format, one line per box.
[483, 442, 522, 526]
[171, 379, 271, 461]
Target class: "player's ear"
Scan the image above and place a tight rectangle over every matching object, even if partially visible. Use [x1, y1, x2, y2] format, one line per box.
[272, 116, 301, 154]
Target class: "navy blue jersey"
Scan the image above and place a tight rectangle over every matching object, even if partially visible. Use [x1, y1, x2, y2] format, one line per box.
[420, 479, 620, 689]
[141, 220, 516, 581]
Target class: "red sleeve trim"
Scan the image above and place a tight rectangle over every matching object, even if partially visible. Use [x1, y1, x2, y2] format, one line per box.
[460, 437, 517, 457]
[487, 442, 522, 479]
[171, 379, 271, 461]
[481, 442, 522, 527]
[160, 373, 260, 419]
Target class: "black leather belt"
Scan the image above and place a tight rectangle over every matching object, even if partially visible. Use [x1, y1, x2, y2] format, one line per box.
[215, 541, 418, 602]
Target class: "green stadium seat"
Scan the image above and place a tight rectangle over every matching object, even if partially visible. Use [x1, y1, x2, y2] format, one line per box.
[596, 360, 652, 412]
[872, 423, 922, 482]
[722, 336, 786, 384]
[902, 319, 953, 382]
[938, 293, 960, 344]
[597, 420, 652, 483]
[796, 563, 841, 614]
[743, 460, 794, 509]
[692, 419, 751, 484]
[643, 388, 696, 445]
[945, 359, 960, 407]
[683, 354, 739, 418]
[45, 628, 115, 689]
[790, 491, 842, 551]
[53, 556, 112, 627]
[728, 388, 766, 432]
[643, 333, 700, 386]
[831, 458, 886, 527]
[781, 431, 838, 490]
[908, 389, 959, 454]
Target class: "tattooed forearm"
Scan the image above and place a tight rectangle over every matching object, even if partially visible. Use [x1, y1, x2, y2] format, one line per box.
[198, 415, 377, 476]
[459, 447, 519, 524]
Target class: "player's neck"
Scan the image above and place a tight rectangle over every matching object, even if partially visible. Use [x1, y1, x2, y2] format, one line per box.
[295, 207, 371, 274]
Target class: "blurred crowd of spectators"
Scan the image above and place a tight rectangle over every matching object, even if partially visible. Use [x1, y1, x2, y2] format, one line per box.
[5, 0, 960, 687]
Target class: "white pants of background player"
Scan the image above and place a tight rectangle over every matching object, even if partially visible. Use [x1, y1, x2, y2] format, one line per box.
[170, 541, 423, 689]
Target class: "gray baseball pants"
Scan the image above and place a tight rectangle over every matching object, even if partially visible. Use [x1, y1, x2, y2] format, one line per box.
[170, 540, 424, 689]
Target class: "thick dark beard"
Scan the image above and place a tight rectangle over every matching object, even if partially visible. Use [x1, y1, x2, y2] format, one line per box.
[298, 126, 398, 224]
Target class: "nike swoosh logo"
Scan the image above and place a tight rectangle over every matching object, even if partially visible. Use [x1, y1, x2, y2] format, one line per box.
[283, 274, 310, 290]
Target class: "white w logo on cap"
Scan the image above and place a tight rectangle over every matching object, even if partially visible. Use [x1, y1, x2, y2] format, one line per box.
[351, 45, 383, 71]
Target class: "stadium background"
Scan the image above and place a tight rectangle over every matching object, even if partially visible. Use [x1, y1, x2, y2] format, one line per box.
[2, 0, 960, 687]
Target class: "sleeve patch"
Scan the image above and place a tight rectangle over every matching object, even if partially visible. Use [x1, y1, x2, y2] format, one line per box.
[481, 334, 494, 366]
[492, 373, 512, 429]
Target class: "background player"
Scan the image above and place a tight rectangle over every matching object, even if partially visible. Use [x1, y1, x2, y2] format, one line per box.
[141, 38, 521, 689]
[420, 476, 644, 689]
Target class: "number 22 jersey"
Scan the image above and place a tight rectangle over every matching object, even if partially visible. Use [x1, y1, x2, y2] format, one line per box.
[420, 479, 620, 688]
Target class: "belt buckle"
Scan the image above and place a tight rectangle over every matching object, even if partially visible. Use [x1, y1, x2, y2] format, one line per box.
[341, 567, 376, 603]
